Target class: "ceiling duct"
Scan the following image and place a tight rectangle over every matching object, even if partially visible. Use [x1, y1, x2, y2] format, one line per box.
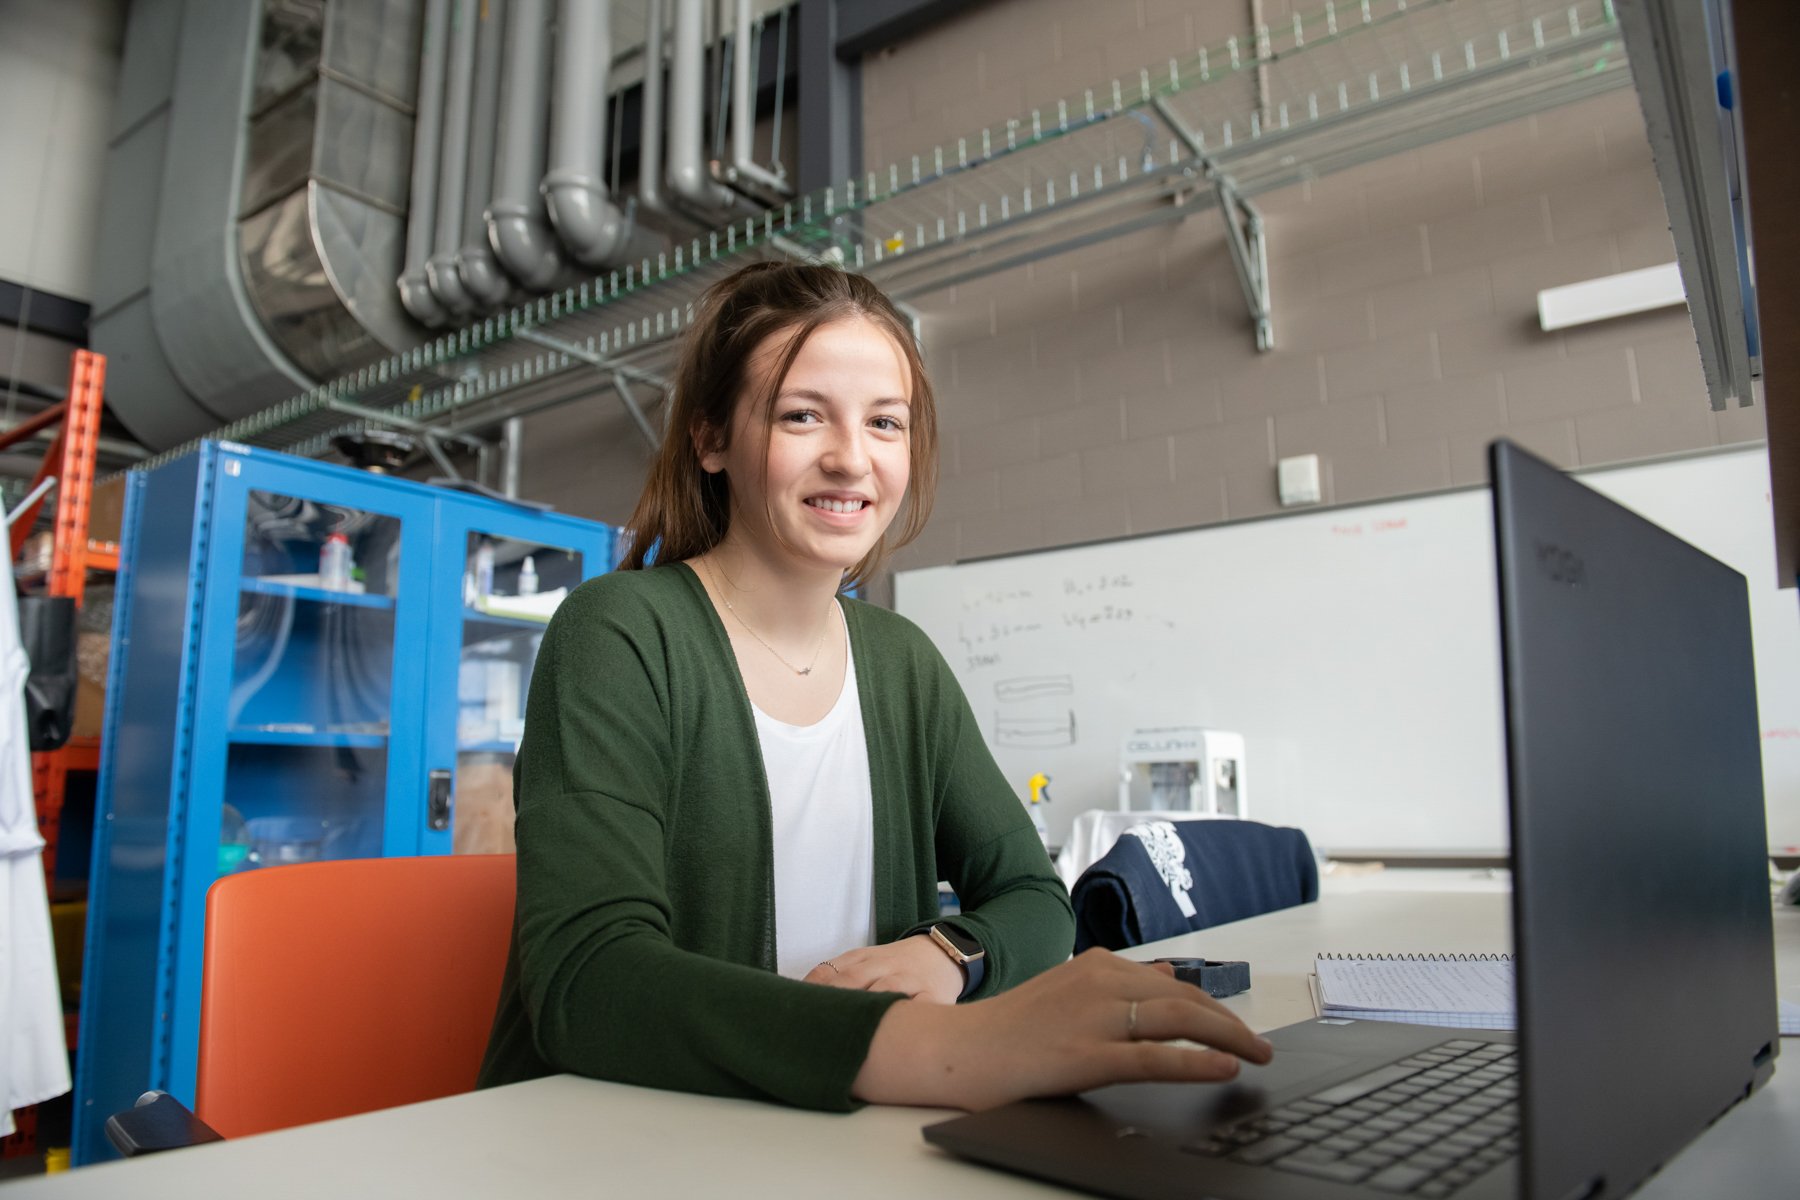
[236, 0, 426, 390]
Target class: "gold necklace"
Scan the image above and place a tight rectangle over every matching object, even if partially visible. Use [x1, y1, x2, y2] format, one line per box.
[701, 557, 835, 676]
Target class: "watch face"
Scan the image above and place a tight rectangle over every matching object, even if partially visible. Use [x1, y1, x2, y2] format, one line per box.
[935, 924, 982, 958]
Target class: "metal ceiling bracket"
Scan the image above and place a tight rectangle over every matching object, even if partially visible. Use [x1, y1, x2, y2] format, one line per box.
[1152, 96, 1273, 352]
[1215, 177, 1273, 353]
[609, 373, 661, 448]
[514, 328, 664, 447]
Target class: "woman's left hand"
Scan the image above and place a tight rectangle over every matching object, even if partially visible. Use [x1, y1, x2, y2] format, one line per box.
[803, 935, 965, 1004]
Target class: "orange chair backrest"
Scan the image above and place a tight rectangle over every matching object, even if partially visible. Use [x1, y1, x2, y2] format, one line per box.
[194, 854, 515, 1138]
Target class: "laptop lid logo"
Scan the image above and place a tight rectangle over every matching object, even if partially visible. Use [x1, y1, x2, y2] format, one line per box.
[1535, 541, 1586, 586]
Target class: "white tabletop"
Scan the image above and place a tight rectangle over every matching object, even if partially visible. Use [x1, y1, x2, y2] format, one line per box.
[19, 873, 1798, 1199]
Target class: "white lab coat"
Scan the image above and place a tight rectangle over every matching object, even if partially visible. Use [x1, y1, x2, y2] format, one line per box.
[0, 581, 70, 1136]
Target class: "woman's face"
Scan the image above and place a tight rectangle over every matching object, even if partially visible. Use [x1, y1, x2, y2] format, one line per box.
[700, 314, 914, 575]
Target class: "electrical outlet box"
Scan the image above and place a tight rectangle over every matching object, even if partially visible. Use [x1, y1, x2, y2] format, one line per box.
[1278, 454, 1322, 506]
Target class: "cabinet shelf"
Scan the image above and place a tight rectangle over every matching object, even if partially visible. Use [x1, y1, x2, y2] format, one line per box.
[463, 607, 552, 632]
[228, 726, 389, 749]
[241, 577, 396, 610]
[459, 739, 520, 754]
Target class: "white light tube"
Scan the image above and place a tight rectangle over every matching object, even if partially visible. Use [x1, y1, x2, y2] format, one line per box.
[1537, 262, 1687, 331]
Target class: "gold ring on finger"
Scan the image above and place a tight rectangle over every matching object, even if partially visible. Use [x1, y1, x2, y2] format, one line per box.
[1127, 999, 1140, 1039]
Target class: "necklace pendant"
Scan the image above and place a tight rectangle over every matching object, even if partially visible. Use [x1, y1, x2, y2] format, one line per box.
[798, 667, 811, 676]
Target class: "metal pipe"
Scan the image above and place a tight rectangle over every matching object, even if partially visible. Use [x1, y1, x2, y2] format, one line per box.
[500, 417, 524, 498]
[542, 0, 635, 266]
[487, 0, 562, 288]
[457, 0, 513, 308]
[398, 0, 452, 326]
[728, 0, 790, 198]
[667, 0, 738, 220]
[425, 0, 480, 314]
[637, 0, 698, 228]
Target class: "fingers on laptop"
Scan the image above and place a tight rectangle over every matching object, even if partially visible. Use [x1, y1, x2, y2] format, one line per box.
[1087, 949, 1274, 1065]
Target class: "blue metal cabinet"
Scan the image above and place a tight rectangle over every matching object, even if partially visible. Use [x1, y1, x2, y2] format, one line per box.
[73, 442, 616, 1163]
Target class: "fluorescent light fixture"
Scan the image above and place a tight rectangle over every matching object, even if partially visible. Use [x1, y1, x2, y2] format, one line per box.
[1537, 262, 1687, 331]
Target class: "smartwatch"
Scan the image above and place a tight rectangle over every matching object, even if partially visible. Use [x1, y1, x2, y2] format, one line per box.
[928, 923, 986, 999]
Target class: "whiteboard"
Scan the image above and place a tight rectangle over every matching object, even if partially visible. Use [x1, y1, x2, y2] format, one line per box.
[895, 447, 1800, 855]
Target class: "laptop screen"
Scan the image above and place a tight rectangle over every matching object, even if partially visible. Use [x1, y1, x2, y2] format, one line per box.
[1490, 441, 1778, 1200]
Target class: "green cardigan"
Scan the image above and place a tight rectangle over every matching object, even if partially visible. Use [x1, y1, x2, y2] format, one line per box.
[477, 562, 1074, 1110]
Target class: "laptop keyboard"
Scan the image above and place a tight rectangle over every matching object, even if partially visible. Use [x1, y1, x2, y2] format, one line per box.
[1183, 1039, 1519, 1196]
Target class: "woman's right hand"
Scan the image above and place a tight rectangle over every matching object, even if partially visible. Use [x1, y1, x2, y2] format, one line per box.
[850, 947, 1274, 1111]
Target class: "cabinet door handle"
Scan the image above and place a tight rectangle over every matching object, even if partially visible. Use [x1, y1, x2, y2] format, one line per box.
[427, 768, 453, 831]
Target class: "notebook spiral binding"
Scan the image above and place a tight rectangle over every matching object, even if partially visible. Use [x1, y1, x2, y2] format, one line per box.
[1316, 952, 1514, 962]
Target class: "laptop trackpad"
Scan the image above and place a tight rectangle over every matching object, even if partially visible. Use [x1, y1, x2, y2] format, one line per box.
[1078, 1051, 1354, 1135]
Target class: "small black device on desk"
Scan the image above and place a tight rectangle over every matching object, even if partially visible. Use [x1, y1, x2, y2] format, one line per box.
[1145, 957, 1250, 998]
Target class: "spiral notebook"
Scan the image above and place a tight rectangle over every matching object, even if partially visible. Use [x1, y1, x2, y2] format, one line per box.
[1309, 952, 1516, 1030]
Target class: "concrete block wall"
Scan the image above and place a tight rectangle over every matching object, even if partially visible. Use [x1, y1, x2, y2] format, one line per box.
[863, 0, 1767, 579]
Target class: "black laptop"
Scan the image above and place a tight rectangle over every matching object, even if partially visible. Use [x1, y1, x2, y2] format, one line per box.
[924, 441, 1780, 1199]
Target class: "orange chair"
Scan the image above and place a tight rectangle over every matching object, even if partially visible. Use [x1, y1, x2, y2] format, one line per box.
[191, 854, 515, 1138]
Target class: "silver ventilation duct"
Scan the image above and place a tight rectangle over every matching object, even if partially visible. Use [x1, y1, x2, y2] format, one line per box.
[236, 0, 425, 386]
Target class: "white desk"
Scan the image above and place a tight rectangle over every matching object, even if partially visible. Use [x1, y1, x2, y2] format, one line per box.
[21, 876, 1798, 1199]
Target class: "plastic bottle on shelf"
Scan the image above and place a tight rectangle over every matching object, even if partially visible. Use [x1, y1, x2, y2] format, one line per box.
[218, 803, 252, 874]
[320, 532, 352, 591]
[518, 554, 538, 596]
[474, 540, 495, 600]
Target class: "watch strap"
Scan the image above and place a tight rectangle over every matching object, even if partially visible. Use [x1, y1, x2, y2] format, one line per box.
[958, 951, 985, 999]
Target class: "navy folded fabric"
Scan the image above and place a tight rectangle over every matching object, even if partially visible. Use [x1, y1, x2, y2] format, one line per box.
[1071, 819, 1318, 952]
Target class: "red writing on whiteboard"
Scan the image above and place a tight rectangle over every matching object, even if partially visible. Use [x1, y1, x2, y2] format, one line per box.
[1373, 518, 1408, 533]
[1332, 525, 1363, 536]
[1762, 729, 1800, 740]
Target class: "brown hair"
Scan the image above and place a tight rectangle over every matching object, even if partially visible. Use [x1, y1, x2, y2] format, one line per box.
[619, 261, 938, 588]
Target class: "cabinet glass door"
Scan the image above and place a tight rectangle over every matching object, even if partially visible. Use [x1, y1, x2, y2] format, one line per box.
[223, 489, 402, 869]
[452, 533, 586, 853]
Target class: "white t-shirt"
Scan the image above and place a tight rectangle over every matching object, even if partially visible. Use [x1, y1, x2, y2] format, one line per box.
[753, 604, 876, 979]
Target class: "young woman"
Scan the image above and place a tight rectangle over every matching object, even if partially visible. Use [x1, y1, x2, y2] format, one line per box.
[478, 262, 1271, 1110]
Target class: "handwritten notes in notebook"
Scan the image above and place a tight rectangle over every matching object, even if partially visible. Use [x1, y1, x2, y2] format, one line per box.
[1314, 954, 1515, 1030]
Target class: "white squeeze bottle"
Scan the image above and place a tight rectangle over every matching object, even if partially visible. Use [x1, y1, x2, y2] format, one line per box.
[320, 532, 351, 591]
[474, 540, 495, 598]
[518, 555, 538, 596]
